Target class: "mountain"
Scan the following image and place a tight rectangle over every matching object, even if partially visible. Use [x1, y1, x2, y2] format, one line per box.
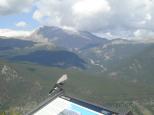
[11, 50, 86, 69]
[79, 39, 154, 82]
[28, 26, 108, 49]
[0, 30, 154, 114]
[0, 61, 49, 114]
[0, 37, 34, 51]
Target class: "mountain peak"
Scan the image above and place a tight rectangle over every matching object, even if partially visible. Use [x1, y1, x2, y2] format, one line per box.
[29, 26, 108, 49]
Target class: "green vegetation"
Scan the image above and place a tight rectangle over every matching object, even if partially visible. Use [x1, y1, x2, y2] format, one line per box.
[0, 37, 154, 115]
[0, 60, 154, 114]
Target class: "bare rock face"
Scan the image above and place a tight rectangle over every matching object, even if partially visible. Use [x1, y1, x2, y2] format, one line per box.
[28, 26, 107, 49]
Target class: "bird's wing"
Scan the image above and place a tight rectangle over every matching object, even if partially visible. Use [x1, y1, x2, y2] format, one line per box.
[57, 74, 68, 84]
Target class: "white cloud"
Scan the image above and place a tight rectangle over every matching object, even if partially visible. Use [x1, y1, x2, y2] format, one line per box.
[0, 0, 35, 15]
[145, 13, 152, 21]
[0, 28, 49, 43]
[133, 29, 154, 42]
[94, 32, 117, 40]
[1, 0, 154, 40]
[16, 21, 27, 28]
[0, 0, 8, 7]
[33, 10, 44, 21]
[32, 0, 154, 39]
[134, 29, 154, 39]
[0, 29, 32, 37]
[32, 0, 111, 31]
[72, 0, 111, 16]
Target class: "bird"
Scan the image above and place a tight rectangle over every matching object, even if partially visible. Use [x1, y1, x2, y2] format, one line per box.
[49, 74, 68, 95]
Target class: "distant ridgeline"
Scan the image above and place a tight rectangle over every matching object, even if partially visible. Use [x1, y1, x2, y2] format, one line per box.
[0, 38, 34, 51]
[10, 50, 86, 69]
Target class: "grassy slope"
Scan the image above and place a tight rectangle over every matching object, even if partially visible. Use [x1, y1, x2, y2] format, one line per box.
[0, 60, 154, 114]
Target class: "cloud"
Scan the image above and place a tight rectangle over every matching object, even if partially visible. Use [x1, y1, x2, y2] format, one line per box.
[133, 29, 154, 42]
[134, 29, 154, 39]
[33, 0, 111, 31]
[33, 10, 44, 21]
[72, 0, 111, 16]
[0, 0, 154, 40]
[32, 0, 154, 39]
[16, 21, 27, 28]
[0, 0, 35, 15]
[0, 29, 32, 37]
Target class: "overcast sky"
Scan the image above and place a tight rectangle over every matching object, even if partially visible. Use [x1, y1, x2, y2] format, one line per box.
[0, 0, 154, 39]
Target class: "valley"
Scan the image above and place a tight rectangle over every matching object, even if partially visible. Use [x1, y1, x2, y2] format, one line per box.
[0, 26, 154, 115]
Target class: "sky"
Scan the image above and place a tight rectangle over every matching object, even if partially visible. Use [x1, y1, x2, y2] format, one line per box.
[0, 0, 154, 39]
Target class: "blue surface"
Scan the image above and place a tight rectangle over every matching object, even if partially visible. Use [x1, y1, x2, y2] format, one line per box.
[70, 102, 102, 115]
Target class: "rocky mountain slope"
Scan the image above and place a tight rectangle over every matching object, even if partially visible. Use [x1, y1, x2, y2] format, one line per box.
[0, 37, 34, 51]
[0, 26, 154, 114]
[11, 50, 86, 69]
[28, 26, 108, 49]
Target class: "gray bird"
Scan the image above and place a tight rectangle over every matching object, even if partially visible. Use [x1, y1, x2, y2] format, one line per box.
[49, 74, 68, 95]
